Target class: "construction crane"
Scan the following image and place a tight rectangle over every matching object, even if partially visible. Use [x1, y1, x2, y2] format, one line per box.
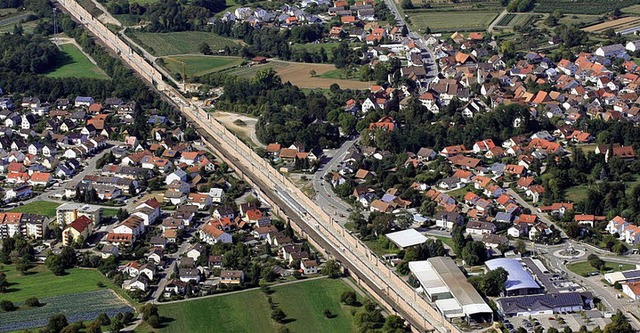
[164, 56, 187, 85]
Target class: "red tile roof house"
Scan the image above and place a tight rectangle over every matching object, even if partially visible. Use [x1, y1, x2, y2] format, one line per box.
[539, 202, 574, 218]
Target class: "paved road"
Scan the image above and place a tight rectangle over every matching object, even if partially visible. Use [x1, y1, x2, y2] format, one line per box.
[506, 188, 567, 238]
[312, 139, 357, 225]
[151, 238, 193, 302]
[21, 144, 117, 206]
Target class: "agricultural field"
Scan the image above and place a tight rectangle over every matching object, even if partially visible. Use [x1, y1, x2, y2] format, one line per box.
[0, 290, 133, 332]
[8, 200, 60, 218]
[45, 44, 110, 80]
[495, 13, 539, 29]
[160, 55, 244, 79]
[147, 278, 360, 333]
[128, 31, 242, 56]
[0, 264, 128, 304]
[407, 10, 500, 33]
[534, 0, 640, 14]
[582, 16, 640, 34]
[220, 61, 373, 90]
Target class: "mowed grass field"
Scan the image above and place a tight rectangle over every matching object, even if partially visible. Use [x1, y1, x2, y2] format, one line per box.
[567, 260, 636, 276]
[128, 31, 242, 56]
[408, 10, 500, 32]
[148, 278, 361, 333]
[221, 61, 373, 89]
[46, 44, 109, 80]
[8, 201, 60, 218]
[0, 264, 130, 304]
[161, 55, 244, 78]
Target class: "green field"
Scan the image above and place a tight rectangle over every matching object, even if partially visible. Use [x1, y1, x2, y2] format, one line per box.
[318, 68, 357, 80]
[565, 185, 589, 203]
[161, 55, 243, 78]
[408, 10, 500, 32]
[567, 260, 636, 276]
[291, 43, 341, 61]
[102, 208, 120, 218]
[0, 264, 131, 304]
[9, 201, 60, 218]
[220, 61, 289, 78]
[128, 31, 241, 56]
[434, 235, 455, 248]
[149, 278, 360, 333]
[46, 44, 109, 80]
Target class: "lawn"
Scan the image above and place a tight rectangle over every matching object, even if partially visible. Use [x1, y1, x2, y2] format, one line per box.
[161, 55, 244, 79]
[270, 278, 359, 333]
[434, 235, 455, 249]
[102, 208, 120, 218]
[149, 278, 360, 333]
[8, 200, 60, 218]
[317, 68, 360, 80]
[365, 237, 400, 256]
[0, 264, 132, 304]
[128, 31, 242, 56]
[408, 10, 500, 32]
[45, 44, 109, 80]
[565, 185, 589, 203]
[567, 260, 636, 276]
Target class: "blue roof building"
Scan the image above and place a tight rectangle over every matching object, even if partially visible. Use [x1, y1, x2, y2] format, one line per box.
[486, 258, 544, 296]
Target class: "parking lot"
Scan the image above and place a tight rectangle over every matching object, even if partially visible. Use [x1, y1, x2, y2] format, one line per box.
[505, 312, 611, 332]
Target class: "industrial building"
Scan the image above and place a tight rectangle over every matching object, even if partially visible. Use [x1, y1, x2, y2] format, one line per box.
[485, 258, 544, 296]
[604, 269, 640, 285]
[409, 257, 493, 323]
[496, 292, 593, 317]
[385, 229, 427, 249]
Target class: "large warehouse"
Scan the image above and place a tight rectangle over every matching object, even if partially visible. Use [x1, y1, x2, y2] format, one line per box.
[485, 258, 544, 296]
[496, 292, 593, 317]
[410, 257, 493, 323]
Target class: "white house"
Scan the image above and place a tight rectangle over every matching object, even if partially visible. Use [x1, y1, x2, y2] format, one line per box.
[199, 224, 233, 245]
[165, 169, 187, 185]
[301, 260, 318, 275]
[208, 188, 225, 203]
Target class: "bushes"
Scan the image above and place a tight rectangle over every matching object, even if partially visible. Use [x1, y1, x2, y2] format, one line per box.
[0, 300, 16, 311]
[25, 297, 41, 307]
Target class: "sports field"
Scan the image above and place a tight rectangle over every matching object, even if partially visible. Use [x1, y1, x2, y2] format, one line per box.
[8, 201, 60, 218]
[149, 278, 361, 333]
[46, 44, 109, 80]
[161, 55, 243, 78]
[221, 61, 372, 89]
[128, 31, 242, 56]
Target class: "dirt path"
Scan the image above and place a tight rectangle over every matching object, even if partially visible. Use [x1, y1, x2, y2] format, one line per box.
[212, 111, 265, 148]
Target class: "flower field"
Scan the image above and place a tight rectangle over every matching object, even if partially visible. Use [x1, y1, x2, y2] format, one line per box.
[0, 289, 133, 332]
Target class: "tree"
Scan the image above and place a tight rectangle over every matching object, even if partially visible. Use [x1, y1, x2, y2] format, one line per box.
[199, 42, 212, 55]
[47, 313, 69, 333]
[462, 241, 487, 266]
[46, 254, 65, 275]
[0, 300, 15, 311]
[309, 69, 316, 77]
[59, 247, 77, 268]
[323, 308, 332, 318]
[482, 267, 509, 296]
[383, 315, 406, 332]
[0, 272, 8, 292]
[86, 320, 102, 333]
[141, 303, 159, 322]
[613, 7, 622, 18]
[97, 313, 111, 326]
[341, 291, 357, 306]
[516, 239, 527, 255]
[604, 310, 633, 333]
[147, 315, 161, 328]
[25, 297, 40, 307]
[271, 308, 286, 323]
[401, 0, 413, 9]
[116, 208, 129, 222]
[321, 259, 342, 278]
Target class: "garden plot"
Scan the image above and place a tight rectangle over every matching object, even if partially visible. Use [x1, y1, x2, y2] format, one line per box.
[0, 289, 133, 332]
